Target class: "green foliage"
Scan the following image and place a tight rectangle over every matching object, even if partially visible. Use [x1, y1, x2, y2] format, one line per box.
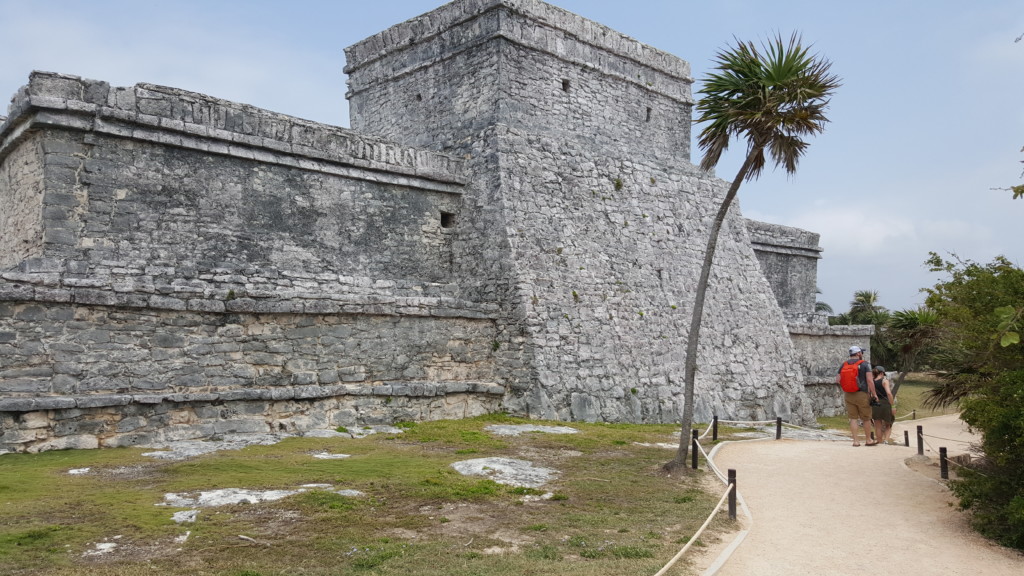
[922, 253, 1024, 406]
[994, 305, 1023, 347]
[951, 370, 1024, 549]
[922, 254, 1024, 550]
[695, 33, 840, 178]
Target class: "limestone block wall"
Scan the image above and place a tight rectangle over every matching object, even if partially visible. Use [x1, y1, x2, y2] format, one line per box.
[346, 0, 816, 424]
[789, 322, 874, 416]
[490, 128, 813, 423]
[0, 72, 504, 453]
[0, 301, 501, 453]
[346, 0, 693, 161]
[1, 73, 466, 281]
[746, 219, 822, 319]
[0, 0, 849, 452]
[0, 128, 45, 269]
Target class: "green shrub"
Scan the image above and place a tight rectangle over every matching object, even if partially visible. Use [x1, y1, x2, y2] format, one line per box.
[951, 370, 1024, 549]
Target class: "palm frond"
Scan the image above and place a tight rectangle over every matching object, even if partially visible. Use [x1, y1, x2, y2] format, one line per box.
[695, 33, 840, 175]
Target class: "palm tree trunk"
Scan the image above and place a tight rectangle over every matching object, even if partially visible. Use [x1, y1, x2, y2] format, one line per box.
[666, 149, 759, 472]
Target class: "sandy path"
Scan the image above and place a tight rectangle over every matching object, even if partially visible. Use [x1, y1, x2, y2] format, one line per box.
[694, 414, 1024, 576]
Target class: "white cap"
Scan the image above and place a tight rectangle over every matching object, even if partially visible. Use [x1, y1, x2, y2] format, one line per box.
[849, 345, 863, 355]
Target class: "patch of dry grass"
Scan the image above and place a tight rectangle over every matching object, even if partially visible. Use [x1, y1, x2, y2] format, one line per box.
[0, 416, 736, 575]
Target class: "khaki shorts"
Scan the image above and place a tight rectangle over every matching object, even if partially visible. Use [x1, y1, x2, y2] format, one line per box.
[844, 390, 872, 421]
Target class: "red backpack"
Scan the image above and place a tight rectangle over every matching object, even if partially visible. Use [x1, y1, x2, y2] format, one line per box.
[839, 359, 864, 393]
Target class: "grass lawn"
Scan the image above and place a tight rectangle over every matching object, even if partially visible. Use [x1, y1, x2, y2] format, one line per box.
[0, 415, 748, 576]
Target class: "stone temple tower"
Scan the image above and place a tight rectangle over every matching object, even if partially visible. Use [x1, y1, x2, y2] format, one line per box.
[2, 0, 863, 453]
[345, 0, 817, 424]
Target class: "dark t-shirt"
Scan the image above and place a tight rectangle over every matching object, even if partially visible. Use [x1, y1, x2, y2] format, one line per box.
[837, 359, 872, 393]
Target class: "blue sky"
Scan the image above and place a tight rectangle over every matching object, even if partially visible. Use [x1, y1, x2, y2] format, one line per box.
[2, 0, 1021, 312]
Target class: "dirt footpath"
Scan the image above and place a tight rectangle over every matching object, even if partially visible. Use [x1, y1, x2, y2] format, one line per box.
[693, 414, 1024, 576]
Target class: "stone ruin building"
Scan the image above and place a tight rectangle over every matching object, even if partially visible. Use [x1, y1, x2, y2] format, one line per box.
[0, 0, 871, 453]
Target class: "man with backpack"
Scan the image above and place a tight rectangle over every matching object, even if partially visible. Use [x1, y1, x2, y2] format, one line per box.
[836, 345, 879, 446]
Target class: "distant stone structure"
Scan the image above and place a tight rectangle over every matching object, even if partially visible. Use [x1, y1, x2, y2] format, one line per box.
[0, 0, 870, 453]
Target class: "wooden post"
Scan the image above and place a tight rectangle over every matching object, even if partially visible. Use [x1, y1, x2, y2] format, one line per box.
[904, 430, 909, 447]
[940, 447, 949, 479]
[713, 416, 719, 441]
[727, 469, 737, 520]
[775, 417, 782, 440]
[912, 409, 916, 420]
[917, 425, 924, 456]
[691, 429, 698, 470]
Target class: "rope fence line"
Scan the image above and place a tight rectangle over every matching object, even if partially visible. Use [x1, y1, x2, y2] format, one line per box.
[652, 483, 735, 576]
[921, 432, 976, 445]
[695, 437, 728, 484]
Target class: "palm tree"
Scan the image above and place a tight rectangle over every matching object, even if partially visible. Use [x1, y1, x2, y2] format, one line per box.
[849, 289, 884, 324]
[886, 307, 939, 389]
[667, 34, 840, 472]
[815, 287, 833, 314]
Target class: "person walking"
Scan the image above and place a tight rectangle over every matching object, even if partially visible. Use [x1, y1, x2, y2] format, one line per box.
[836, 346, 878, 446]
[871, 366, 896, 444]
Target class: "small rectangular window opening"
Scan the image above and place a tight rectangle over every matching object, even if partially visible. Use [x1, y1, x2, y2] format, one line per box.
[645, 107, 652, 122]
[440, 212, 455, 228]
[561, 79, 571, 92]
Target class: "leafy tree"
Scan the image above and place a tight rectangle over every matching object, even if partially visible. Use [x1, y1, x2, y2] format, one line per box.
[923, 253, 1024, 406]
[921, 253, 1024, 549]
[952, 370, 1024, 548]
[667, 33, 839, 472]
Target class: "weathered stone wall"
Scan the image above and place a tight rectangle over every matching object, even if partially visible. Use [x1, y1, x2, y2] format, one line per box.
[746, 219, 822, 319]
[1, 391, 502, 454]
[0, 132, 45, 269]
[346, 0, 692, 160]
[1, 0, 848, 452]
[0, 71, 505, 453]
[789, 322, 874, 416]
[0, 300, 501, 452]
[346, 0, 815, 424]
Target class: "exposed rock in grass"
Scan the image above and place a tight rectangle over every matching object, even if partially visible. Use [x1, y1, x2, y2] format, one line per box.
[484, 424, 578, 436]
[451, 457, 558, 488]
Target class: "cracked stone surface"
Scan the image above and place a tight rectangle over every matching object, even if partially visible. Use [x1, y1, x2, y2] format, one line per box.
[450, 457, 558, 488]
[484, 424, 578, 436]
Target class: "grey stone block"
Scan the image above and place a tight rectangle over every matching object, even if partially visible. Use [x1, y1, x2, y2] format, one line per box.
[0, 398, 37, 411]
[76, 395, 132, 408]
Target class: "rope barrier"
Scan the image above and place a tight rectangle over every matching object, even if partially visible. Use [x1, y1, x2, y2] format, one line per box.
[919, 435, 990, 478]
[652, 483, 734, 576]
[921, 432, 976, 445]
[698, 420, 714, 440]
[717, 419, 777, 426]
[780, 421, 825, 432]
[695, 438, 728, 484]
